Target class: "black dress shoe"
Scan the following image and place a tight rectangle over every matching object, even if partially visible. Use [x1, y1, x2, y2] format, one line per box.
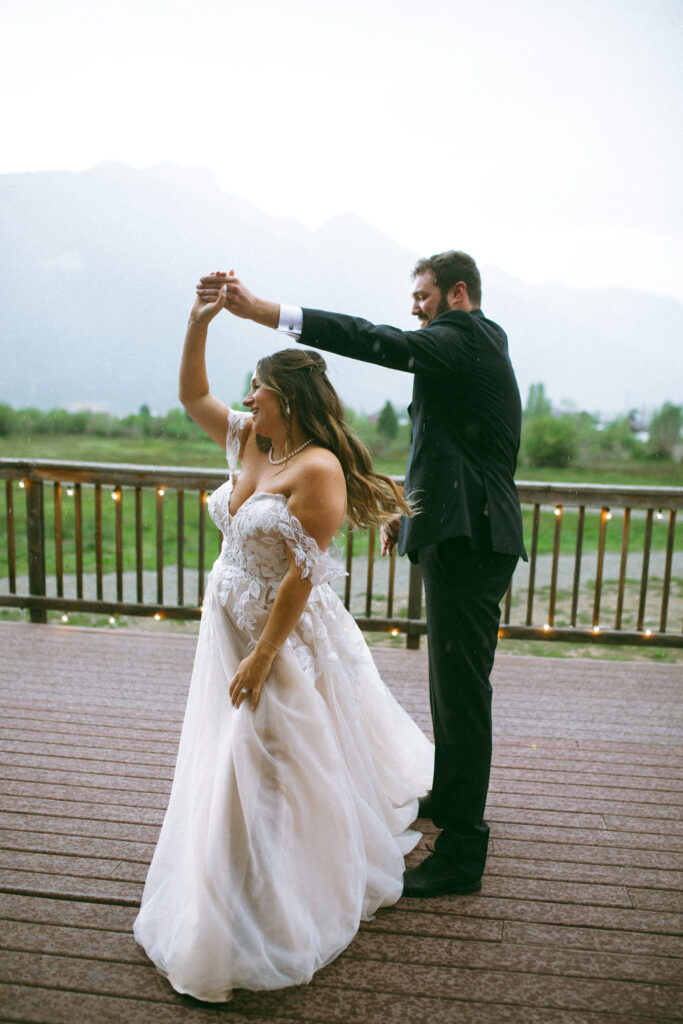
[402, 852, 482, 898]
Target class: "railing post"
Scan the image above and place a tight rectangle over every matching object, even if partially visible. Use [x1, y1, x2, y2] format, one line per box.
[406, 559, 423, 650]
[25, 478, 47, 623]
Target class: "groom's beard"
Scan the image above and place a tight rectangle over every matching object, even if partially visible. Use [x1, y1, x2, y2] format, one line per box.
[417, 294, 451, 327]
[436, 294, 452, 318]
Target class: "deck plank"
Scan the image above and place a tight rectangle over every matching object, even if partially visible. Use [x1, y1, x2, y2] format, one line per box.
[1, 621, 681, 1023]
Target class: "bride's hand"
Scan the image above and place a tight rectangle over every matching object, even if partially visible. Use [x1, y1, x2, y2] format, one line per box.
[229, 648, 274, 710]
[189, 273, 229, 325]
[197, 270, 260, 321]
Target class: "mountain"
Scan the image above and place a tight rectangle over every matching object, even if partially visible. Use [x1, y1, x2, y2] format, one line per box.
[1, 162, 681, 418]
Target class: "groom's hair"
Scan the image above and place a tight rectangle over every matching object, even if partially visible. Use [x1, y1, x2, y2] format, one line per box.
[413, 250, 482, 307]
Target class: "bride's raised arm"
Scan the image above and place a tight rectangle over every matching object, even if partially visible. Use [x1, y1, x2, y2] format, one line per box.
[178, 281, 234, 448]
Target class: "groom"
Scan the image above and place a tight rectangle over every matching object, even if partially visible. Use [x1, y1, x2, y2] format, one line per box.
[198, 250, 526, 897]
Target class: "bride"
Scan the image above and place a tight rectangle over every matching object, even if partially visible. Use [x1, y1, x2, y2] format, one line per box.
[133, 279, 434, 1002]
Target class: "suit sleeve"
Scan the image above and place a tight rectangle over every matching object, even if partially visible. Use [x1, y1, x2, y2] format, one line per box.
[300, 308, 476, 376]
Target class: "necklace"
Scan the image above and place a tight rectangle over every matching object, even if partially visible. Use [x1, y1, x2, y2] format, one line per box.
[268, 438, 314, 465]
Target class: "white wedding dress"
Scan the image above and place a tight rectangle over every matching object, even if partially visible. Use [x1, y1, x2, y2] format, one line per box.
[133, 410, 434, 1002]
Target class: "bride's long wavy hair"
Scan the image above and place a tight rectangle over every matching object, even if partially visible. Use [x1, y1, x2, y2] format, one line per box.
[255, 349, 411, 529]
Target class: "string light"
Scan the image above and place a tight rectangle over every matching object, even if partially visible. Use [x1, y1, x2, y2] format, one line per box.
[66, 487, 74, 497]
[644, 629, 653, 638]
[592, 625, 601, 634]
[154, 613, 162, 621]
[61, 613, 69, 623]
[390, 628, 400, 637]
[543, 623, 551, 631]
[605, 511, 612, 521]
[108, 616, 116, 625]
[157, 488, 165, 497]
[554, 506, 562, 517]
[656, 510, 663, 520]
[111, 488, 121, 502]
[18, 480, 25, 489]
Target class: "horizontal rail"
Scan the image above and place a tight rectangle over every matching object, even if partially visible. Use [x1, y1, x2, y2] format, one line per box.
[3, 459, 682, 506]
[515, 481, 683, 510]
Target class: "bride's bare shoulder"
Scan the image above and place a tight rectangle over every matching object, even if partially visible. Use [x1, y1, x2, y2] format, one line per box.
[298, 446, 345, 486]
[288, 447, 346, 542]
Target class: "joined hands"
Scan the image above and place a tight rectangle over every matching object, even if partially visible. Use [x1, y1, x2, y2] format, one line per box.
[196, 270, 278, 327]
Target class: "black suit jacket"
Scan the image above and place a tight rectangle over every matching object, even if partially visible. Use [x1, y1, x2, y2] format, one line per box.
[300, 307, 527, 560]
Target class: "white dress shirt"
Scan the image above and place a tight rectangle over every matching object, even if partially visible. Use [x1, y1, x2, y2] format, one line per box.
[277, 304, 304, 339]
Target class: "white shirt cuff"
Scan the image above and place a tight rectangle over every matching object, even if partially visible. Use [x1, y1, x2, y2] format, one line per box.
[277, 304, 303, 338]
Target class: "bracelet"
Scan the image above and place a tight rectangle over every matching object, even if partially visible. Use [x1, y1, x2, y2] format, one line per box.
[260, 637, 281, 652]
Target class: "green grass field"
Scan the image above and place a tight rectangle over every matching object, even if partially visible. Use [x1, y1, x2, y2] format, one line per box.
[0, 434, 228, 469]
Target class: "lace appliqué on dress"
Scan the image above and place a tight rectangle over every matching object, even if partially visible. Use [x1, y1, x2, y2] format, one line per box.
[210, 492, 346, 649]
[225, 408, 250, 471]
[275, 503, 345, 588]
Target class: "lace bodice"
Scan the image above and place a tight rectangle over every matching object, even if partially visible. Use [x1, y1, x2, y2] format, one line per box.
[208, 481, 344, 588]
[206, 410, 345, 639]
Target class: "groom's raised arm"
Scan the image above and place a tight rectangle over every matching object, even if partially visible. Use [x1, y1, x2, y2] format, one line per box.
[299, 308, 418, 373]
[301, 307, 483, 379]
[196, 272, 475, 376]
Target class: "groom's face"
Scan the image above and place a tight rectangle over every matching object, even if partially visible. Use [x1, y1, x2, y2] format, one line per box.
[411, 272, 450, 328]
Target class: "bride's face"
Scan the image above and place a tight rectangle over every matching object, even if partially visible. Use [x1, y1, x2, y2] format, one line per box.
[243, 376, 284, 438]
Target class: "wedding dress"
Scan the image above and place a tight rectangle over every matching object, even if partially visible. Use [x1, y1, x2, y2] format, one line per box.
[133, 410, 434, 1002]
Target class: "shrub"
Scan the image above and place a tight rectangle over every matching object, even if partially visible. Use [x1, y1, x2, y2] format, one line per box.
[523, 414, 579, 467]
[648, 403, 681, 460]
[0, 403, 14, 436]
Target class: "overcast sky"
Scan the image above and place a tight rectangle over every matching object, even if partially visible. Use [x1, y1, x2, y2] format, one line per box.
[3, 0, 682, 302]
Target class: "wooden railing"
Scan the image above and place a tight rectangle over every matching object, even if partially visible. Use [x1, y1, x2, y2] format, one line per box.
[1, 458, 681, 648]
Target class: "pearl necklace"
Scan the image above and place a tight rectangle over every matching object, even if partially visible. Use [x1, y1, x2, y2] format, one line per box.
[268, 438, 314, 465]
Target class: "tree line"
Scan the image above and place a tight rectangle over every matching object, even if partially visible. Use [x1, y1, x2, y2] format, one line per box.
[0, 389, 680, 467]
[0, 399, 408, 450]
[522, 384, 681, 466]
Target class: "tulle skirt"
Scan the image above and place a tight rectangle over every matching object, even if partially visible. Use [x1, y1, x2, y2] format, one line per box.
[134, 575, 434, 1001]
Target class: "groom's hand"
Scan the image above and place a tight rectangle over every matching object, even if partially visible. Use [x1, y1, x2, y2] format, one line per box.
[196, 270, 279, 329]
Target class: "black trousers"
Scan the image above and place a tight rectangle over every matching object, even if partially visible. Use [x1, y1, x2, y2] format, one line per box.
[417, 532, 518, 882]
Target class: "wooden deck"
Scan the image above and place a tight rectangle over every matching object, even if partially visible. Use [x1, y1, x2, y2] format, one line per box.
[0, 620, 681, 1023]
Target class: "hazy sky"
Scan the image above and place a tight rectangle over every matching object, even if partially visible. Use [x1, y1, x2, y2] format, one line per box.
[3, 0, 682, 301]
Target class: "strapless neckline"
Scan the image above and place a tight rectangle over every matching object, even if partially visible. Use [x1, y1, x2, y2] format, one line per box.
[226, 474, 288, 520]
